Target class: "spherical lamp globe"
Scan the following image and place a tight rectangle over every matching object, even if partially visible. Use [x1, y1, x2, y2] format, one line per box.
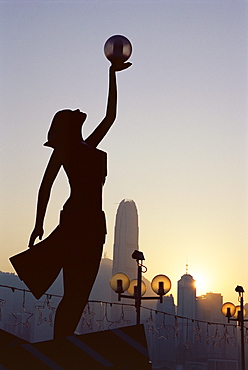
[151, 275, 172, 296]
[233, 305, 247, 319]
[110, 272, 130, 293]
[104, 35, 132, 64]
[127, 279, 146, 297]
[221, 302, 236, 318]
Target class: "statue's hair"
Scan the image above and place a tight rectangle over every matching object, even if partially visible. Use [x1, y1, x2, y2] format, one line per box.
[44, 110, 73, 148]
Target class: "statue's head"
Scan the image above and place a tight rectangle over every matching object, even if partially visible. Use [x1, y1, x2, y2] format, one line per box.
[44, 109, 86, 148]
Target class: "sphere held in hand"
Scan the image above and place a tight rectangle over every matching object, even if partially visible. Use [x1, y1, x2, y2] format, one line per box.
[104, 35, 132, 64]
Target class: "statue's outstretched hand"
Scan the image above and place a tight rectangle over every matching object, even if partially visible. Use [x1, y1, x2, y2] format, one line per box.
[28, 226, 44, 248]
[111, 62, 132, 72]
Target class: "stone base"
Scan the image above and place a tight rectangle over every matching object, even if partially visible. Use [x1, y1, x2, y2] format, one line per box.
[0, 324, 152, 369]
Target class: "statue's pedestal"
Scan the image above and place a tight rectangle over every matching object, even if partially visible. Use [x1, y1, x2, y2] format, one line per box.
[0, 325, 152, 369]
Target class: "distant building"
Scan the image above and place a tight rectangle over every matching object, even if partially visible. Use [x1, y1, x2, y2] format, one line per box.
[195, 292, 238, 368]
[196, 292, 223, 323]
[177, 271, 196, 362]
[177, 272, 196, 319]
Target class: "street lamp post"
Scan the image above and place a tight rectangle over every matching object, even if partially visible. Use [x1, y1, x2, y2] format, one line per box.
[221, 286, 247, 370]
[110, 250, 172, 325]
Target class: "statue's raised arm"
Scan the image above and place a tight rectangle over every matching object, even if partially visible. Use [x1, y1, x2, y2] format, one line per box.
[85, 62, 132, 148]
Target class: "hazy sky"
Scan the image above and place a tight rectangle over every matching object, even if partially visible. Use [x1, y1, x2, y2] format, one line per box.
[1, 0, 247, 305]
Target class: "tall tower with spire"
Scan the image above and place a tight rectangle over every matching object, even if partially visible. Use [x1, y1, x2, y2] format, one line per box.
[177, 269, 196, 319]
[177, 266, 196, 361]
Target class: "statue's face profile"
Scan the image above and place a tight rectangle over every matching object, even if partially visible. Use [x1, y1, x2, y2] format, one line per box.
[71, 109, 87, 127]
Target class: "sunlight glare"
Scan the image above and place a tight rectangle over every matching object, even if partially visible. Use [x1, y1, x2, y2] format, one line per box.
[194, 274, 208, 296]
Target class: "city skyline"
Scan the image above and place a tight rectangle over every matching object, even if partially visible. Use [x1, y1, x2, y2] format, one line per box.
[1, 267, 245, 368]
[1, 0, 247, 306]
[1, 266, 247, 343]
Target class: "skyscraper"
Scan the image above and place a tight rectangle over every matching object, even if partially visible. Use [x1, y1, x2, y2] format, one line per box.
[112, 199, 139, 279]
[177, 272, 196, 319]
[111, 199, 139, 324]
[177, 269, 196, 361]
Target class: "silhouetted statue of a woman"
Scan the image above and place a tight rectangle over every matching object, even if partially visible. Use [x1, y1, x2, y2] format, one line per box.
[13, 61, 131, 339]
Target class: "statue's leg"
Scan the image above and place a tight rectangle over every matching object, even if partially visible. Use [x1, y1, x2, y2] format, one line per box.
[53, 242, 103, 339]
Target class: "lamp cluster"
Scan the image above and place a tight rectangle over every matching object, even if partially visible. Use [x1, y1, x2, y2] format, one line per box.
[110, 272, 171, 303]
[221, 301, 247, 323]
[109, 250, 171, 325]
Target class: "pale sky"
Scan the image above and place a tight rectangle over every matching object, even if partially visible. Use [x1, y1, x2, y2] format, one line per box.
[1, 0, 247, 305]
